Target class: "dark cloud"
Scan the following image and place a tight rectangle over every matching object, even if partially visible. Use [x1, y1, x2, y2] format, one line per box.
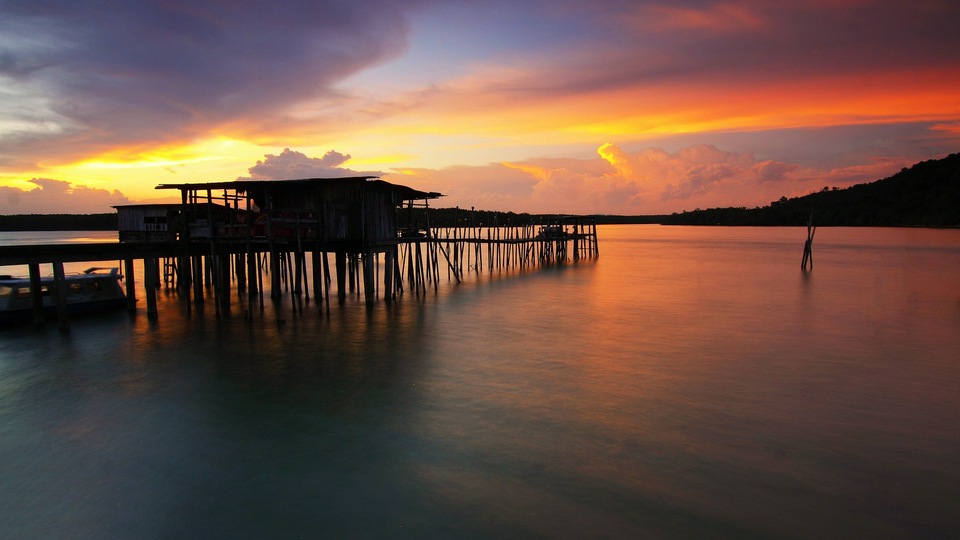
[0, 0, 428, 164]
[753, 160, 799, 183]
[473, 1, 960, 98]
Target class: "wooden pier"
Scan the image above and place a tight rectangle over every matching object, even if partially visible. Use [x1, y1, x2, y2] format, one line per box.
[0, 177, 597, 328]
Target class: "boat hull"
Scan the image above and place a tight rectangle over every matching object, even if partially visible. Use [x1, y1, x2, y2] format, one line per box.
[0, 298, 129, 325]
[0, 268, 128, 326]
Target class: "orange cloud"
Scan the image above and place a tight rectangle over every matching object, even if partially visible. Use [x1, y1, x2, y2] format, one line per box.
[0, 178, 132, 214]
[389, 143, 926, 215]
[625, 2, 768, 33]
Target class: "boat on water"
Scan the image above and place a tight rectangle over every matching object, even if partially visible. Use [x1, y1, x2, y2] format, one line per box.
[0, 267, 127, 324]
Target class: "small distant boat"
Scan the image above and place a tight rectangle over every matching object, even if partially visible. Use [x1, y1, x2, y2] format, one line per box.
[0, 267, 127, 324]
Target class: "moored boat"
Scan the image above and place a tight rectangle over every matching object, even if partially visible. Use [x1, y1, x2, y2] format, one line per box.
[0, 267, 127, 325]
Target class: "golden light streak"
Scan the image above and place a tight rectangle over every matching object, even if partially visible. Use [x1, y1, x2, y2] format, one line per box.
[340, 153, 418, 166]
[77, 155, 220, 170]
[501, 162, 550, 181]
[328, 65, 960, 158]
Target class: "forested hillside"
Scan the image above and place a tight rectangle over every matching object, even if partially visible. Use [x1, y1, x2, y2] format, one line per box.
[660, 153, 960, 226]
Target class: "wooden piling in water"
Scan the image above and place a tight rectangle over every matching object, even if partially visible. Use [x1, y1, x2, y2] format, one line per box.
[801, 213, 815, 271]
[124, 259, 136, 311]
[144, 257, 159, 319]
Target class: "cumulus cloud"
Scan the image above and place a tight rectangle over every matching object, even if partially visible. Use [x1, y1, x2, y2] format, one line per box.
[385, 164, 540, 211]
[238, 148, 381, 180]
[0, 178, 132, 214]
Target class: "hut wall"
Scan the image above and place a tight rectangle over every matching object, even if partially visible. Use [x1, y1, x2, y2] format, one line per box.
[117, 207, 170, 232]
[362, 189, 398, 243]
[116, 206, 175, 242]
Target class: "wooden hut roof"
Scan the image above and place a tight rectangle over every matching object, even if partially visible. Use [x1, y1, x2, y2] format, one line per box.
[155, 177, 443, 201]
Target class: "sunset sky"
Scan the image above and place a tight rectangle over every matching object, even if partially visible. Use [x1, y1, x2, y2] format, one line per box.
[1, 0, 958, 215]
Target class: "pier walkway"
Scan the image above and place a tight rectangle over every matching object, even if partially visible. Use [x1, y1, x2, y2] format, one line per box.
[0, 221, 597, 329]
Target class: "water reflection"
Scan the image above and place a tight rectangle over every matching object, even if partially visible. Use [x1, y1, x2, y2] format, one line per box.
[1, 226, 959, 537]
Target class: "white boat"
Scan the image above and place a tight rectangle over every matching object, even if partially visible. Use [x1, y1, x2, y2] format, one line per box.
[0, 267, 127, 324]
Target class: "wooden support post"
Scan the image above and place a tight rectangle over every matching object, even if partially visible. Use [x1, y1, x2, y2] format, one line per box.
[270, 250, 282, 300]
[312, 251, 323, 303]
[236, 253, 246, 291]
[593, 222, 600, 257]
[218, 254, 231, 310]
[124, 259, 137, 311]
[246, 250, 257, 295]
[363, 251, 376, 307]
[192, 256, 204, 303]
[407, 242, 416, 290]
[179, 189, 192, 298]
[294, 215, 308, 302]
[335, 251, 347, 304]
[177, 255, 191, 302]
[573, 229, 580, 261]
[290, 251, 302, 314]
[347, 254, 356, 295]
[384, 249, 395, 304]
[322, 252, 331, 313]
[144, 257, 159, 319]
[256, 252, 265, 311]
[28, 263, 44, 325]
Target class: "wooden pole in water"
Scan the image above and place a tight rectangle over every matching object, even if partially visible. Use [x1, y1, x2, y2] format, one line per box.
[312, 251, 323, 304]
[52, 261, 69, 331]
[144, 257, 159, 319]
[406, 242, 415, 291]
[124, 259, 136, 312]
[236, 253, 246, 292]
[218, 254, 231, 311]
[321, 251, 331, 313]
[384, 249, 395, 304]
[335, 251, 347, 304]
[801, 213, 815, 271]
[256, 252, 265, 311]
[363, 251, 375, 307]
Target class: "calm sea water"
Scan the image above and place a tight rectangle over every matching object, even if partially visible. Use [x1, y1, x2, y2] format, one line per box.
[1, 225, 959, 538]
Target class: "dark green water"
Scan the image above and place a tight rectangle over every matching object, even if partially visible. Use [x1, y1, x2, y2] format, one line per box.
[2, 226, 959, 538]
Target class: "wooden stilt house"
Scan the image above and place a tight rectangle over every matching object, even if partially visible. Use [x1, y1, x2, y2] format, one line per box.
[154, 176, 442, 307]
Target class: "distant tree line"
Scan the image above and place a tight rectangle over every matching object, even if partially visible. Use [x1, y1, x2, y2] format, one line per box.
[0, 213, 117, 231]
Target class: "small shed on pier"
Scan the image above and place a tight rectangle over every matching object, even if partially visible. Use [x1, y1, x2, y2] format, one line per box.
[114, 202, 240, 242]
[114, 204, 179, 242]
